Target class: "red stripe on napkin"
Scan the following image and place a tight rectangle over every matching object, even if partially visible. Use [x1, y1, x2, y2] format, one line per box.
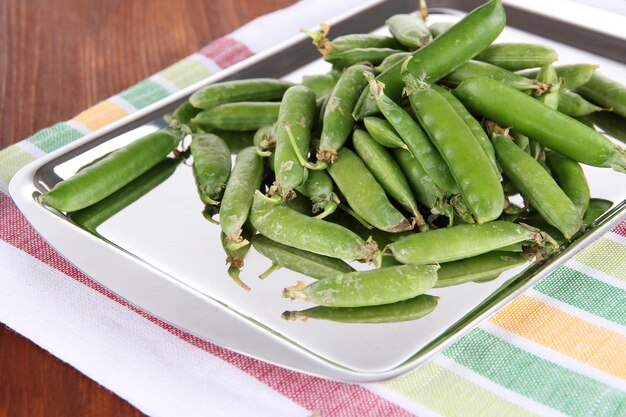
[0, 192, 412, 417]
[199, 36, 254, 68]
[613, 221, 626, 237]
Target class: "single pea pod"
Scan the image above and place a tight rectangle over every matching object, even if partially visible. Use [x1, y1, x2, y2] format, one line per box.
[352, 129, 427, 230]
[294, 169, 339, 219]
[324, 48, 403, 68]
[374, 52, 412, 74]
[42, 129, 181, 212]
[387, 221, 539, 265]
[385, 14, 432, 49]
[493, 134, 582, 239]
[272, 85, 317, 198]
[250, 192, 379, 263]
[518, 64, 598, 90]
[558, 91, 605, 117]
[353, 0, 506, 119]
[284, 264, 438, 307]
[441, 60, 544, 92]
[220, 147, 264, 250]
[453, 77, 626, 172]
[329, 34, 401, 52]
[405, 76, 503, 223]
[316, 64, 373, 165]
[221, 227, 255, 292]
[583, 198, 613, 226]
[282, 294, 438, 324]
[191, 102, 281, 132]
[189, 78, 293, 110]
[435, 251, 527, 288]
[328, 147, 412, 233]
[474, 43, 558, 71]
[69, 158, 181, 233]
[363, 117, 408, 150]
[253, 125, 276, 156]
[189, 133, 231, 205]
[252, 234, 354, 280]
[166, 101, 201, 132]
[589, 111, 626, 144]
[302, 73, 337, 99]
[545, 151, 590, 216]
[576, 72, 626, 118]
[368, 77, 459, 194]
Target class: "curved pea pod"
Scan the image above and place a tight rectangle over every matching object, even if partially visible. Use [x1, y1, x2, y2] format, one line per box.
[294, 169, 339, 219]
[442, 60, 545, 92]
[374, 52, 412, 74]
[583, 198, 613, 226]
[435, 251, 527, 288]
[284, 264, 438, 307]
[272, 85, 317, 198]
[189, 78, 293, 110]
[387, 221, 540, 265]
[352, 129, 427, 230]
[386, 14, 432, 49]
[253, 125, 276, 156]
[518, 64, 598, 90]
[315, 64, 373, 165]
[191, 102, 281, 132]
[302, 73, 337, 99]
[363, 117, 408, 150]
[189, 133, 231, 205]
[303, 26, 401, 55]
[252, 234, 354, 280]
[453, 77, 626, 172]
[474, 43, 558, 71]
[42, 129, 181, 212]
[221, 227, 255, 292]
[405, 77, 503, 223]
[282, 294, 438, 324]
[493, 134, 582, 239]
[70, 158, 181, 233]
[328, 147, 412, 233]
[220, 147, 264, 250]
[589, 111, 626, 143]
[368, 77, 458, 194]
[324, 48, 403, 68]
[545, 151, 590, 216]
[249, 192, 379, 264]
[576, 72, 626, 118]
[353, 0, 506, 119]
[557, 91, 605, 117]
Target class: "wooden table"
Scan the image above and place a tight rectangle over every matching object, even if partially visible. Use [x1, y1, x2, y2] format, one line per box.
[0, 1, 296, 415]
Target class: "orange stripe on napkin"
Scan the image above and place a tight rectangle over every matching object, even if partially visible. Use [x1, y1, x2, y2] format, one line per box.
[73, 100, 129, 131]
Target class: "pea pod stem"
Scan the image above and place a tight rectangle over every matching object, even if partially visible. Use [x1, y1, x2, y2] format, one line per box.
[259, 263, 281, 280]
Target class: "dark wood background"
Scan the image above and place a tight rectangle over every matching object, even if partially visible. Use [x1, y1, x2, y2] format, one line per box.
[0, 0, 296, 415]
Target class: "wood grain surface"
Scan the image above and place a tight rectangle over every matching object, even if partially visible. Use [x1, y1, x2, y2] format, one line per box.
[0, 0, 296, 415]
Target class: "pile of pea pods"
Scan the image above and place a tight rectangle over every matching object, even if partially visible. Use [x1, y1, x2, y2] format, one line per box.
[43, 0, 626, 324]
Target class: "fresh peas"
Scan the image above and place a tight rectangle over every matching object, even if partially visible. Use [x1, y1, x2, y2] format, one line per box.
[558, 91, 605, 117]
[283, 264, 438, 307]
[328, 34, 401, 52]
[189, 133, 231, 205]
[42, 129, 181, 212]
[167, 101, 201, 132]
[519, 64, 598, 90]
[493, 134, 582, 239]
[323, 48, 403, 68]
[442, 60, 544, 92]
[545, 151, 590, 216]
[385, 14, 432, 49]
[191, 102, 281, 132]
[474, 43, 558, 71]
[435, 251, 527, 288]
[328, 147, 412, 233]
[294, 169, 339, 219]
[220, 147, 264, 250]
[404, 76, 504, 223]
[189, 78, 293, 110]
[453, 77, 626, 172]
[363, 117, 408, 150]
[374, 52, 412, 74]
[282, 294, 438, 323]
[221, 227, 255, 291]
[252, 234, 354, 280]
[249, 192, 380, 264]
[386, 221, 539, 265]
[272, 85, 317, 198]
[576, 72, 626, 118]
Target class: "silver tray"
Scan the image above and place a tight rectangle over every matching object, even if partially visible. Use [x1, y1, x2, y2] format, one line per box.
[10, 0, 626, 382]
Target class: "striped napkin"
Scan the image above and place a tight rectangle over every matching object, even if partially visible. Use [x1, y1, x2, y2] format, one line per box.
[1, 1, 625, 416]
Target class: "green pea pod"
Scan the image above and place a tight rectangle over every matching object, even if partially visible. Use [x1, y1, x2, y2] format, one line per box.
[221, 227, 255, 292]
[363, 117, 408, 150]
[428, 21, 455, 38]
[253, 125, 276, 156]
[294, 169, 339, 219]
[536, 65, 560, 110]
[329, 34, 401, 51]
[435, 251, 527, 288]
[282, 294, 438, 324]
[589, 111, 626, 144]
[316, 64, 373, 165]
[220, 147, 264, 249]
[352, 129, 427, 230]
[386, 14, 432, 49]
[368, 77, 459, 194]
[302, 73, 337, 99]
[545, 151, 590, 216]
[405, 77, 503, 223]
[42, 129, 181, 212]
[387, 221, 539, 265]
[189, 133, 231, 205]
[558, 91, 605, 117]
[250, 192, 379, 264]
[273, 86, 317, 198]
[324, 48, 404, 68]
[576, 72, 626, 118]
[284, 264, 438, 307]
[474, 43, 558, 71]
[70, 158, 181, 233]
[252, 234, 354, 280]
[374, 52, 412, 74]
[517, 214, 567, 247]
[442, 60, 543, 92]
[353, 0, 506, 119]
[453, 77, 626, 172]
[189, 78, 293, 110]
[211, 130, 256, 154]
[518, 64, 598, 90]
[166, 101, 201, 132]
[191, 102, 281, 131]
[493, 134, 582, 239]
[583, 198, 613, 226]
